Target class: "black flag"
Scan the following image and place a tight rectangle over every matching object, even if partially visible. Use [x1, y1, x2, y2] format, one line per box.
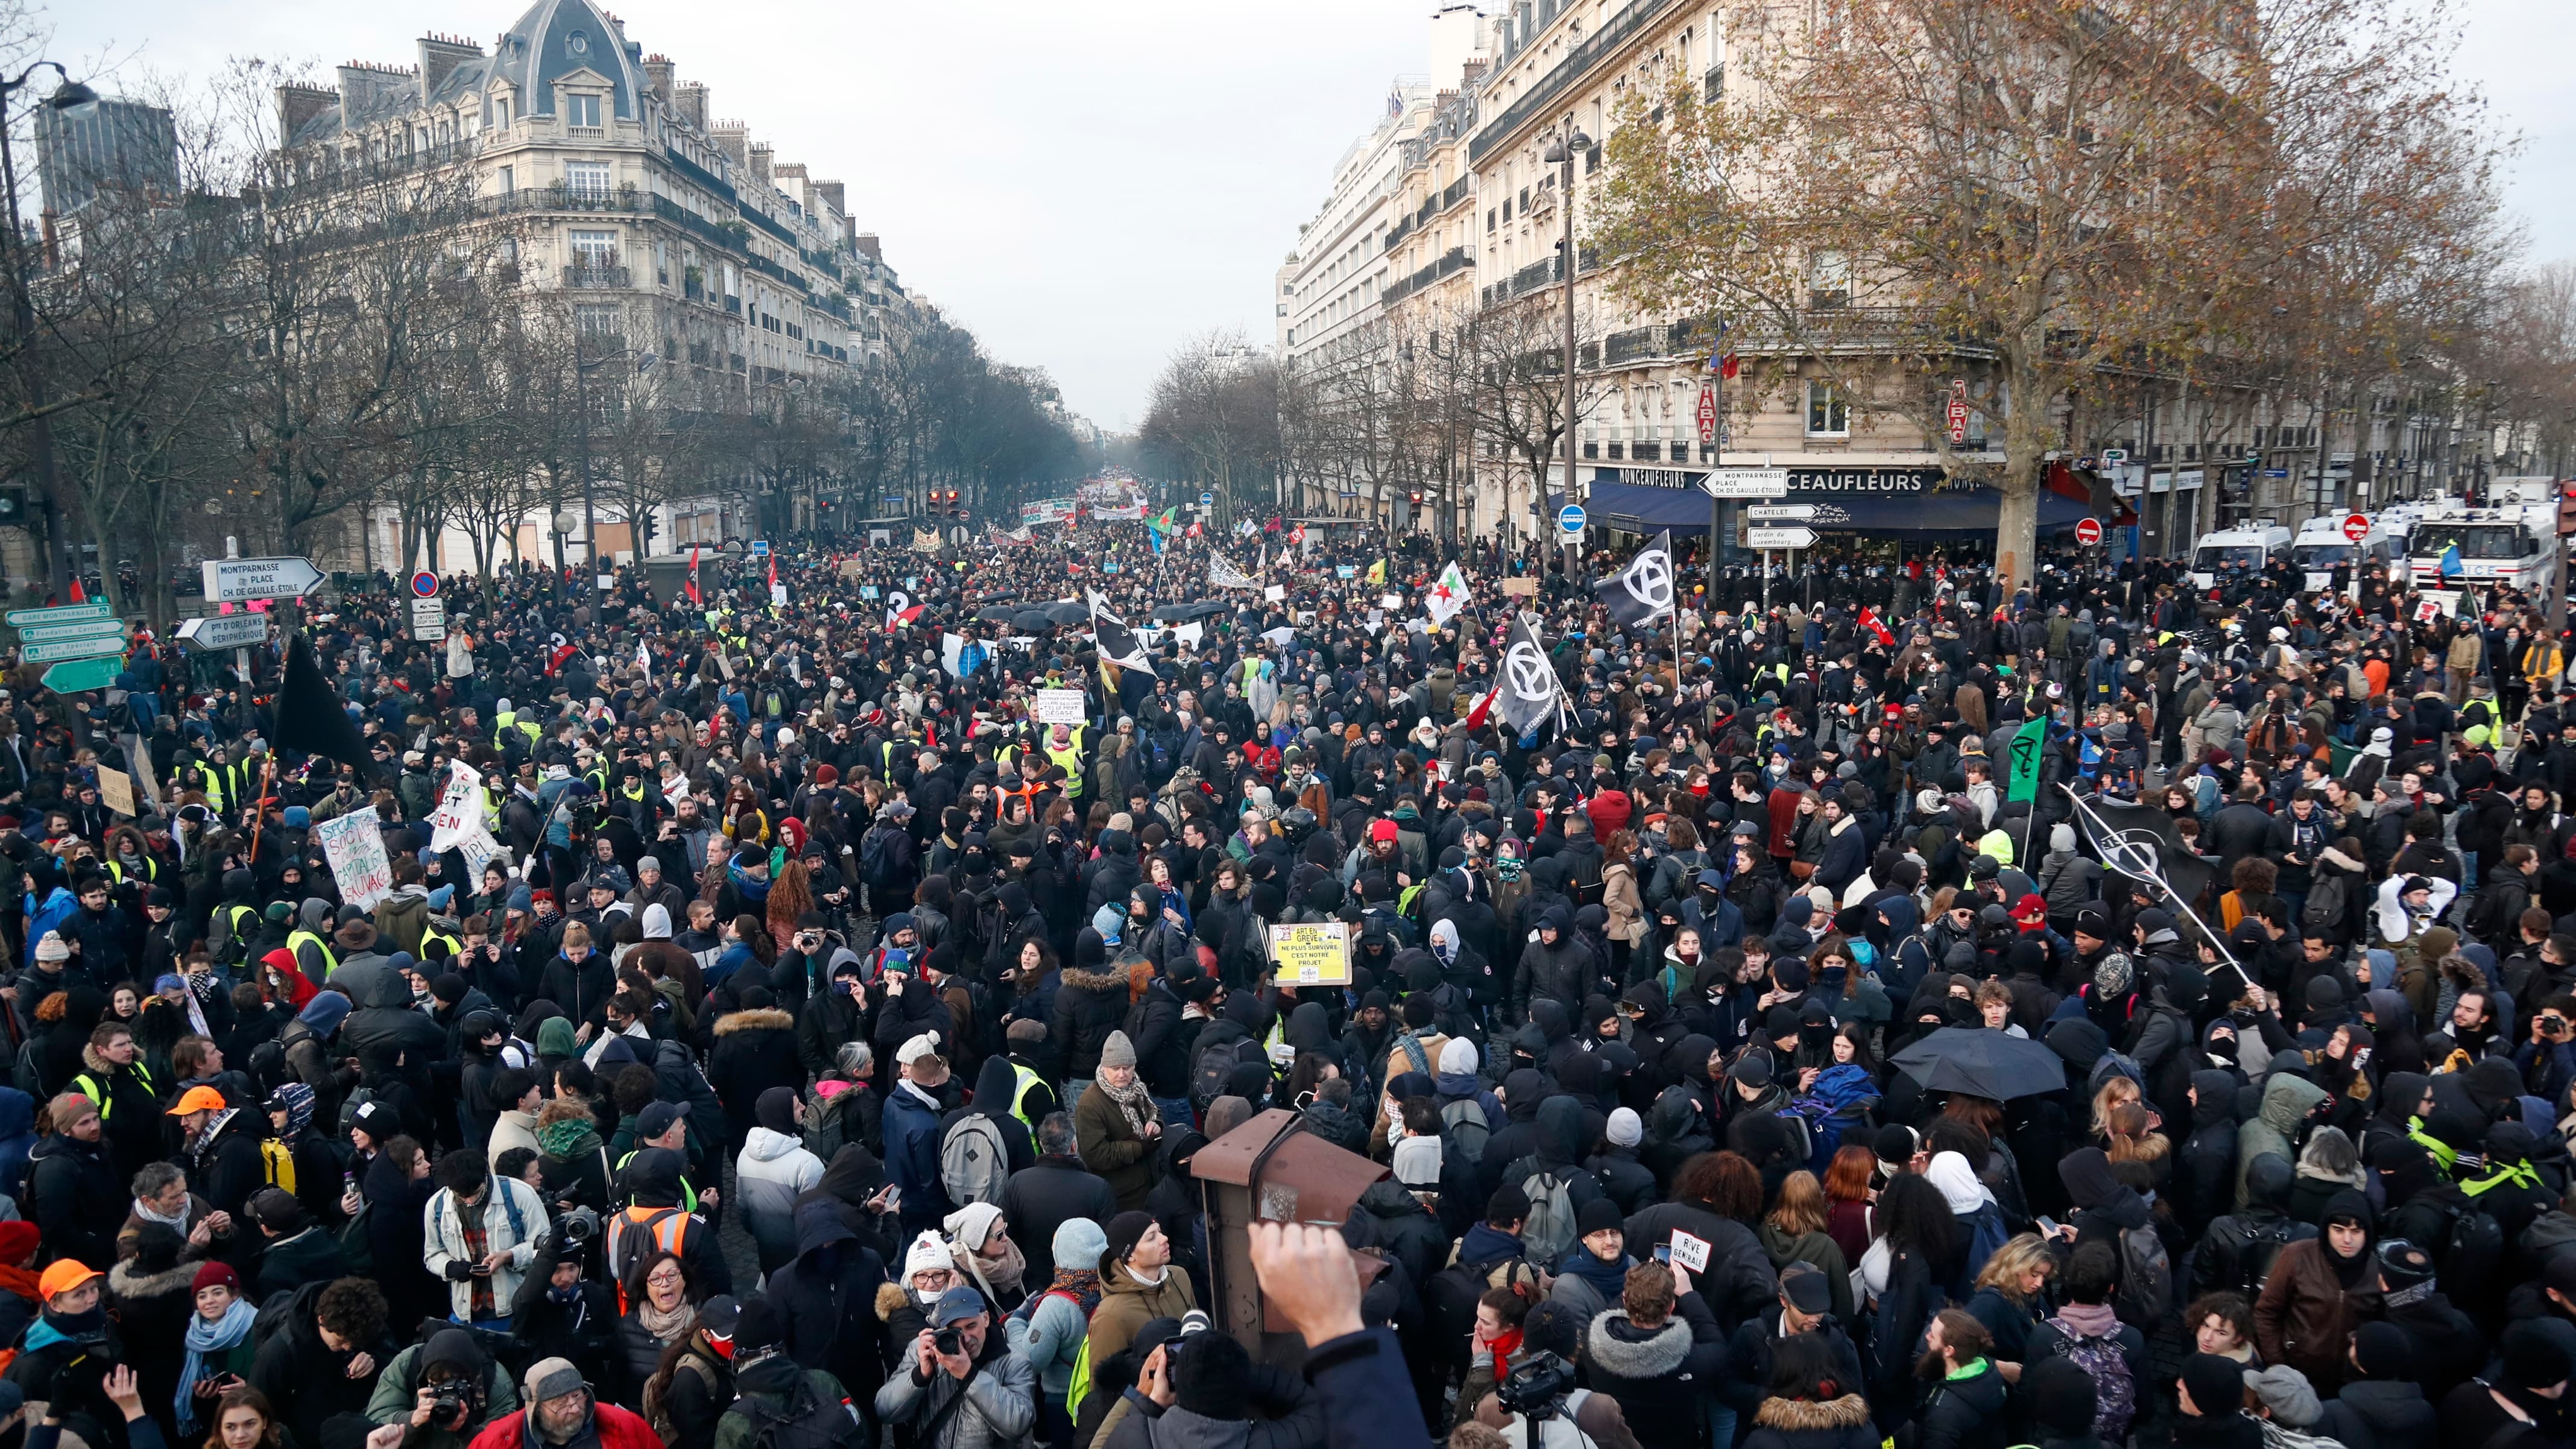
[2065, 787, 2217, 917]
[270, 633, 377, 780]
[1592, 528, 1676, 628]
[1087, 590, 1154, 672]
[1494, 614, 1564, 737]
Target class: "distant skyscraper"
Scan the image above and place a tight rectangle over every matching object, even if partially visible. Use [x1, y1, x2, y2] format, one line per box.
[34, 98, 178, 218]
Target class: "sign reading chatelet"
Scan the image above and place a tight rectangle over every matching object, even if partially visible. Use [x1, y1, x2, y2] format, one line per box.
[1268, 920, 1352, 987]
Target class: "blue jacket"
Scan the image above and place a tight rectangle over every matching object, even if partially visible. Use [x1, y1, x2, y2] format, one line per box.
[21, 888, 72, 968]
[881, 1079, 952, 1236]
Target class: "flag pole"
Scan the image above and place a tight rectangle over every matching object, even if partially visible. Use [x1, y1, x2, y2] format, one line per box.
[246, 751, 277, 863]
[2058, 782, 2250, 994]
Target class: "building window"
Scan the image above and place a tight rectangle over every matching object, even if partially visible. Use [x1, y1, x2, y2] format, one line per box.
[566, 28, 590, 56]
[1808, 250, 1849, 309]
[1807, 380, 1850, 437]
[493, 96, 510, 127]
[576, 303, 620, 335]
[564, 92, 601, 129]
[569, 229, 616, 266]
[564, 161, 610, 199]
[497, 165, 514, 195]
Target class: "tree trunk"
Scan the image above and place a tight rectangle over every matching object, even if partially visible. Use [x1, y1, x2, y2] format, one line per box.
[1998, 359, 2048, 589]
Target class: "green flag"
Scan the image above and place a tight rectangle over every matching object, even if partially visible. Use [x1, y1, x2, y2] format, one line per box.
[2007, 716, 2049, 803]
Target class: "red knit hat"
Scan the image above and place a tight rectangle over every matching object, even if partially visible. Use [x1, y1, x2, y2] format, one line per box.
[191, 1260, 242, 1296]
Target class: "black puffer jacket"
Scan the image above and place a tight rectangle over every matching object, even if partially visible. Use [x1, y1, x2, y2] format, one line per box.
[1052, 949, 1130, 1080]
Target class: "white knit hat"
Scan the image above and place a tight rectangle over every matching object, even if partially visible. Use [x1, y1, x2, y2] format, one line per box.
[902, 1230, 953, 1282]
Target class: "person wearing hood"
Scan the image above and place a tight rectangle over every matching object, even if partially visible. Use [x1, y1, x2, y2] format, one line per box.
[362, 1322, 519, 1449]
[1513, 904, 1597, 1029]
[2199, 1154, 2316, 1298]
[1052, 927, 1131, 1097]
[2316, 1321, 2435, 1449]
[2177, 1068, 2244, 1237]
[2056, 1147, 2151, 1267]
[2236, 1073, 2328, 1209]
[736, 1087, 825, 1278]
[1490, 1096, 1604, 1260]
[2253, 1189, 2374, 1392]
[762, 1198, 891, 1411]
[1427, 914, 1499, 1022]
[707, 986, 803, 1152]
[2437, 1322, 2571, 1449]
[709, 1295, 857, 1449]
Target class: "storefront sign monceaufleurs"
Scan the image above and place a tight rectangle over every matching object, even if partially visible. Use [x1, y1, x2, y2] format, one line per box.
[1599, 465, 1957, 494]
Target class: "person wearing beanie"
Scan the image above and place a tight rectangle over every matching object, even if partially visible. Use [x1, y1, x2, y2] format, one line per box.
[2018, 1355, 2107, 1449]
[734, 1085, 825, 1279]
[1075, 1033, 1161, 1213]
[1586, 1107, 1657, 1216]
[1006, 1217, 1107, 1431]
[2253, 1189, 2373, 1394]
[167, 1257, 257, 1436]
[1547, 1196, 1635, 1322]
[709, 1295, 853, 1449]
[360, 1321, 517, 1449]
[1086, 1210, 1196, 1369]
[2176, 1351, 2261, 1449]
[2440, 1321, 2571, 1449]
[873, 1284, 1037, 1449]
[2318, 1321, 2435, 1449]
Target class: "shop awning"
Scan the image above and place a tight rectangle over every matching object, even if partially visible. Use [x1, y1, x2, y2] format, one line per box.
[1557, 469, 2098, 538]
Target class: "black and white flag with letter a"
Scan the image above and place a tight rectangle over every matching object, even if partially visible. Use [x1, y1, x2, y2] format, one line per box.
[1494, 614, 1566, 737]
[1087, 590, 1155, 672]
[1593, 528, 1676, 628]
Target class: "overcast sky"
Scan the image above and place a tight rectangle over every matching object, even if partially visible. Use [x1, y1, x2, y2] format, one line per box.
[46, 0, 2575, 435]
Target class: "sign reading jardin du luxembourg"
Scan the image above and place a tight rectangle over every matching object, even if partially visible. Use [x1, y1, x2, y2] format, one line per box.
[1595, 465, 1979, 526]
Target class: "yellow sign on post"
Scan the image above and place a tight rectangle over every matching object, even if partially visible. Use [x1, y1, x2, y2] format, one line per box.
[1267, 921, 1352, 988]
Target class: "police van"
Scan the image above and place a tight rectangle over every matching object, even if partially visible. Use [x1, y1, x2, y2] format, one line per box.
[2404, 499, 2559, 595]
[2289, 514, 2408, 593]
[2187, 524, 2294, 592]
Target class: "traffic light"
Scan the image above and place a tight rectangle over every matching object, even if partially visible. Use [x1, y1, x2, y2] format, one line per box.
[2559, 481, 2576, 537]
[1408, 490, 1424, 505]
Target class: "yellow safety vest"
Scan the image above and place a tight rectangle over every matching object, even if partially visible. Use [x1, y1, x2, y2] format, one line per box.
[418, 926, 462, 965]
[107, 857, 158, 888]
[285, 929, 336, 981]
[613, 1150, 699, 1211]
[73, 1061, 153, 1119]
[1009, 1063, 1047, 1131]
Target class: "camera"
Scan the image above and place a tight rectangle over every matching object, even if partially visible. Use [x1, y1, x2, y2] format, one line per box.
[932, 1328, 963, 1358]
[552, 1206, 599, 1252]
[428, 1386, 469, 1425]
[1497, 1351, 1576, 1422]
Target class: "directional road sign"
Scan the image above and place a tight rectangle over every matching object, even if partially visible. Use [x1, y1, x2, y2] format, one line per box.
[410, 598, 447, 642]
[177, 614, 270, 652]
[2075, 518, 2104, 546]
[2341, 513, 2371, 543]
[21, 637, 127, 663]
[1556, 504, 1586, 536]
[409, 570, 440, 599]
[1702, 469, 1790, 499]
[40, 657, 120, 693]
[5, 602, 109, 628]
[1745, 525, 1819, 550]
[2100, 448, 2129, 464]
[749, 539, 771, 557]
[202, 557, 321, 604]
[15, 617, 128, 647]
[1744, 504, 1817, 522]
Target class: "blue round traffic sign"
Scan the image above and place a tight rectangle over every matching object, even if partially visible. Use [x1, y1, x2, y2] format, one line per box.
[1558, 504, 1586, 535]
[408, 570, 439, 599]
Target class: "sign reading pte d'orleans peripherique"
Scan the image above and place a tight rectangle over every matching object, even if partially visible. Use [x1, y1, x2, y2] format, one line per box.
[1268, 920, 1352, 987]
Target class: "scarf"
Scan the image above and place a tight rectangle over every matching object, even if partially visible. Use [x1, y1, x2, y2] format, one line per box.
[1043, 1266, 1102, 1318]
[538, 1117, 602, 1160]
[727, 860, 772, 903]
[177, 1299, 257, 1434]
[1100, 1072, 1157, 1139]
[971, 1236, 1028, 1299]
[1558, 1244, 1631, 1302]
[2050, 1301, 2120, 1339]
[637, 1296, 695, 1344]
[133, 1193, 194, 1235]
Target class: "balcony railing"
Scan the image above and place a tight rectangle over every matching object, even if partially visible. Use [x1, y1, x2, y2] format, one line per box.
[1469, 0, 1682, 165]
[1441, 175, 1471, 213]
[662, 147, 737, 202]
[561, 262, 631, 289]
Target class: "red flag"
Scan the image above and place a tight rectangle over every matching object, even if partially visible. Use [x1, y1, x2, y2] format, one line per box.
[1719, 353, 1740, 379]
[766, 552, 777, 591]
[1858, 607, 1894, 648]
[1464, 686, 1496, 732]
[66, 578, 84, 604]
[686, 546, 701, 607]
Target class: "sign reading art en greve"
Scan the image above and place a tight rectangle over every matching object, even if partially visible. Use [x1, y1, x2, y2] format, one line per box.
[1268, 921, 1352, 987]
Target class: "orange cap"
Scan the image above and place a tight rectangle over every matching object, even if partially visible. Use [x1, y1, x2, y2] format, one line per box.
[166, 1085, 228, 1116]
[37, 1260, 98, 1299]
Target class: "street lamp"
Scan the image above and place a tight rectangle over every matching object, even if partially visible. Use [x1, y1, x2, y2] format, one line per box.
[1541, 124, 1591, 571]
[0, 65, 99, 601]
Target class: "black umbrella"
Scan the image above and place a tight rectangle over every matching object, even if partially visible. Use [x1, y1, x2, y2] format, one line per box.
[973, 605, 1015, 623]
[1886, 1028, 2068, 1100]
[1010, 608, 1056, 632]
[1151, 601, 1228, 622]
[1043, 600, 1088, 625]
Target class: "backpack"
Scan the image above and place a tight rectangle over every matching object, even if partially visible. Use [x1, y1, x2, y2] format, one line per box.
[1518, 1169, 1577, 1266]
[1190, 1037, 1242, 1111]
[2232, 1217, 2296, 1293]
[803, 1086, 860, 1163]
[2440, 1204, 2505, 1298]
[2113, 1223, 2172, 1328]
[941, 1114, 1009, 1208]
[2042, 1315, 2138, 1442]
[1439, 1098, 1491, 1166]
[2300, 876, 2349, 935]
[338, 1199, 375, 1276]
[335, 1085, 376, 1137]
[860, 828, 908, 889]
[1785, 1064, 1880, 1175]
[608, 1207, 687, 1294]
[10, 1038, 36, 1100]
[2088, 1049, 2147, 1097]
[259, 1139, 297, 1196]
[733, 1372, 856, 1449]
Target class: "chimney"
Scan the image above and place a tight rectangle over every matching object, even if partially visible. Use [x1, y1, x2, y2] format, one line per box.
[335, 62, 417, 125]
[674, 81, 707, 131]
[275, 83, 340, 145]
[709, 121, 748, 170]
[814, 179, 845, 216]
[748, 142, 772, 188]
[417, 34, 482, 102]
[641, 54, 675, 104]
[854, 232, 881, 262]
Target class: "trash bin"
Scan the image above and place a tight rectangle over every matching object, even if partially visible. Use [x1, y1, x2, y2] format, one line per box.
[1190, 1107, 1389, 1365]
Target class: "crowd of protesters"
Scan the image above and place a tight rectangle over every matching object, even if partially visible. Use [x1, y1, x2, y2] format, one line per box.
[0, 507, 2555, 1449]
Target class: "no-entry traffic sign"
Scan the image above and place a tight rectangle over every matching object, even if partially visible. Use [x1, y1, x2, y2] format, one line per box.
[2341, 513, 2370, 543]
[2074, 518, 2104, 546]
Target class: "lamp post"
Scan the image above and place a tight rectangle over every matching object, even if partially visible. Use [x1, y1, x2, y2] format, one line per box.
[0, 65, 98, 601]
[1541, 122, 1589, 573]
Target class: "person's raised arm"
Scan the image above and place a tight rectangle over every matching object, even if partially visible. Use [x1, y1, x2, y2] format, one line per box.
[1249, 1220, 1432, 1449]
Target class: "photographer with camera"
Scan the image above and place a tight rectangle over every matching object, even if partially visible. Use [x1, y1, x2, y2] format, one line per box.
[510, 1209, 622, 1405]
[363, 1326, 516, 1449]
[1466, 1301, 1640, 1449]
[873, 1285, 1036, 1449]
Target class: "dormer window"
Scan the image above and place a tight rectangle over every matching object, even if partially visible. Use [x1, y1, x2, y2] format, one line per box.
[564, 92, 601, 128]
[566, 29, 590, 57]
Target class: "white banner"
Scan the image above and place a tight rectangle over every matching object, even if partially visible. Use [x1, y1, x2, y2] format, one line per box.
[1209, 555, 1258, 590]
[1035, 688, 1088, 725]
[1091, 504, 1144, 522]
[428, 760, 485, 851]
[315, 806, 393, 912]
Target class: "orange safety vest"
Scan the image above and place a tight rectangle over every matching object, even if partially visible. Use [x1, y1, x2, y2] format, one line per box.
[605, 1205, 693, 1311]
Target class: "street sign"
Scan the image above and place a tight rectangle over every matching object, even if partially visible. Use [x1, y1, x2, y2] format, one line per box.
[409, 570, 440, 599]
[2261, 469, 2290, 478]
[4, 602, 109, 628]
[1744, 504, 1818, 522]
[1557, 504, 1586, 535]
[2100, 448, 2129, 464]
[1702, 469, 1790, 499]
[14, 617, 128, 647]
[1696, 382, 1718, 446]
[2074, 519, 2104, 546]
[177, 614, 270, 652]
[1199, 492, 1214, 508]
[749, 540, 771, 557]
[409, 598, 446, 642]
[1746, 525, 1819, 550]
[2341, 513, 2372, 543]
[201, 557, 321, 604]
[22, 636, 125, 663]
[40, 657, 120, 693]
